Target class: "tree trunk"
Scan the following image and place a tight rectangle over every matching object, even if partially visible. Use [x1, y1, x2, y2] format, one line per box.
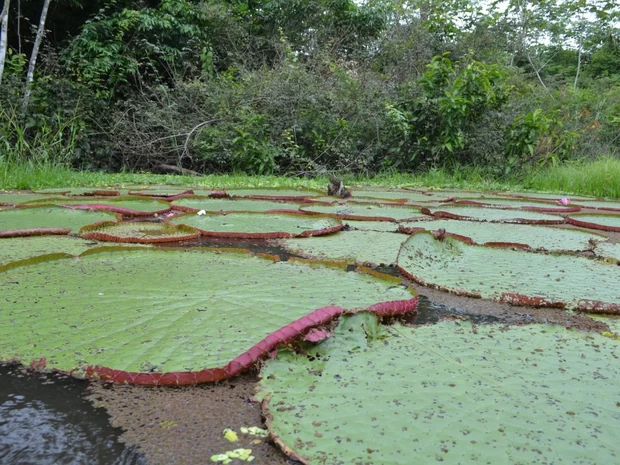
[22, 0, 51, 112]
[573, 32, 583, 90]
[0, 0, 11, 85]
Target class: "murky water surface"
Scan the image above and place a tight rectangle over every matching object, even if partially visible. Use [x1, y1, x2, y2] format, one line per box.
[0, 365, 146, 465]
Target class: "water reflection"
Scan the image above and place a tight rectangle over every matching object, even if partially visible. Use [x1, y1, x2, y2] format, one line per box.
[0, 366, 146, 465]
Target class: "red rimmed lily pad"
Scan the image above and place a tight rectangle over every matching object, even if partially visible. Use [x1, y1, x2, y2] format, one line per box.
[567, 213, 620, 232]
[571, 200, 620, 212]
[300, 202, 427, 222]
[171, 196, 305, 213]
[453, 197, 580, 213]
[397, 231, 620, 313]
[0, 192, 64, 206]
[0, 247, 417, 385]
[398, 219, 607, 252]
[127, 186, 195, 198]
[79, 221, 201, 243]
[24, 196, 172, 216]
[421, 205, 565, 224]
[169, 211, 341, 239]
[0, 205, 119, 237]
[216, 187, 323, 201]
[34, 187, 121, 196]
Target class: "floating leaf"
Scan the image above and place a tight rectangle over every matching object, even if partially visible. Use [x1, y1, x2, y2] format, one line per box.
[454, 197, 580, 212]
[34, 187, 121, 196]
[79, 221, 201, 243]
[422, 205, 564, 224]
[595, 242, 620, 261]
[169, 212, 341, 239]
[127, 187, 194, 198]
[300, 202, 426, 221]
[0, 192, 64, 206]
[171, 197, 304, 213]
[573, 200, 620, 212]
[24, 196, 172, 216]
[0, 236, 113, 272]
[257, 314, 620, 465]
[0, 248, 416, 384]
[345, 220, 400, 232]
[399, 219, 606, 251]
[218, 187, 322, 200]
[397, 232, 620, 312]
[0, 206, 118, 236]
[567, 213, 620, 232]
[279, 230, 407, 266]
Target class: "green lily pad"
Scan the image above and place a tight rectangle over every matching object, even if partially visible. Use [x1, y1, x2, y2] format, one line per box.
[423, 205, 564, 224]
[455, 197, 580, 212]
[0, 206, 118, 236]
[257, 314, 620, 465]
[345, 220, 400, 232]
[495, 191, 593, 202]
[574, 200, 620, 211]
[34, 187, 121, 196]
[300, 202, 426, 221]
[24, 196, 172, 216]
[0, 248, 415, 378]
[0, 236, 111, 272]
[350, 187, 458, 203]
[171, 196, 304, 213]
[79, 221, 201, 243]
[279, 230, 407, 266]
[0, 192, 64, 206]
[169, 212, 341, 239]
[397, 232, 620, 312]
[567, 213, 620, 232]
[219, 187, 323, 200]
[127, 187, 194, 197]
[399, 219, 607, 251]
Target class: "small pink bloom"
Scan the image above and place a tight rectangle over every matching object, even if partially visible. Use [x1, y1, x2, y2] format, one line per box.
[556, 198, 570, 206]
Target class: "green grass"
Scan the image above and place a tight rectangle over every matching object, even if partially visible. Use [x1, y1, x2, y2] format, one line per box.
[1, 157, 619, 198]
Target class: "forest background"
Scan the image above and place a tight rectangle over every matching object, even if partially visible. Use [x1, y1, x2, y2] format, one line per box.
[0, 0, 618, 182]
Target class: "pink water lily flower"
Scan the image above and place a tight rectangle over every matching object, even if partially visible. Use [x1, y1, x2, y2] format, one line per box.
[556, 198, 571, 206]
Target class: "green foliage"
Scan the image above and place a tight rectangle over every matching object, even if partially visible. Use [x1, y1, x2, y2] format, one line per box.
[386, 54, 510, 169]
[505, 109, 577, 172]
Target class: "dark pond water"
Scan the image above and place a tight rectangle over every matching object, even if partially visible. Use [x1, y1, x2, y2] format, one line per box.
[0, 365, 146, 465]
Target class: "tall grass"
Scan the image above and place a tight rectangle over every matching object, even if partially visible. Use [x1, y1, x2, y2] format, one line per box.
[1, 158, 618, 198]
[523, 157, 620, 198]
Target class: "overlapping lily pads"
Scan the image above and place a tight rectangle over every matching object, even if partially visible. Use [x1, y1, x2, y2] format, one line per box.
[0, 247, 416, 384]
[0, 206, 118, 237]
[217, 187, 323, 200]
[300, 202, 428, 221]
[567, 213, 620, 232]
[397, 231, 620, 312]
[399, 219, 607, 251]
[171, 196, 305, 213]
[422, 205, 564, 223]
[0, 192, 63, 206]
[454, 197, 580, 212]
[79, 221, 201, 243]
[257, 313, 620, 464]
[34, 187, 121, 196]
[279, 230, 407, 266]
[169, 211, 342, 239]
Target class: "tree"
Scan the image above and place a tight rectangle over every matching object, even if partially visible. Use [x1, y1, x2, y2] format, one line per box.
[22, 0, 51, 111]
[0, 0, 10, 84]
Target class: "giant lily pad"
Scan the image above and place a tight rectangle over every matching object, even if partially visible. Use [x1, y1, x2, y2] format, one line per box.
[171, 196, 304, 213]
[422, 205, 564, 224]
[0, 236, 112, 272]
[79, 221, 201, 243]
[24, 196, 172, 216]
[256, 314, 620, 465]
[0, 248, 416, 384]
[573, 200, 620, 212]
[34, 187, 121, 196]
[169, 212, 341, 239]
[397, 231, 620, 312]
[595, 242, 620, 261]
[399, 219, 607, 251]
[300, 202, 426, 222]
[216, 187, 323, 200]
[0, 192, 63, 206]
[454, 197, 580, 212]
[0, 206, 118, 237]
[567, 213, 620, 232]
[279, 231, 407, 266]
